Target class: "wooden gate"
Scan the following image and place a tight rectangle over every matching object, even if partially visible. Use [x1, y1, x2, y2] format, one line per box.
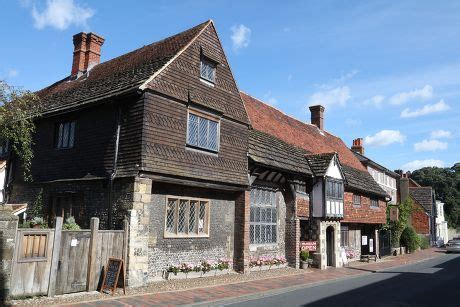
[10, 217, 128, 298]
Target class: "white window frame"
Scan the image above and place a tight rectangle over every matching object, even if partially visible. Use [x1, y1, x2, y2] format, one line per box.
[186, 108, 220, 153]
[164, 196, 210, 238]
[353, 194, 361, 206]
[249, 187, 278, 245]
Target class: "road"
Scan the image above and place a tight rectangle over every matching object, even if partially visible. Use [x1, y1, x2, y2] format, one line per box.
[205, 253, 460, 307]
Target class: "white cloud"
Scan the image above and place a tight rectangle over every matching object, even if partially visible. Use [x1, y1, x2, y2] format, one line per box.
[308, 86, 351, 109]
[401, 159, 445, 172]
[317, 70, 358, 90]
[389, 85, 433, 105]
[400, 100, 450, 118]
[30, 0, 94, 30]
[414, 139, 448, 152]
[430, 129, 452, 139]
[363, 95, 385, 108]
[364, 130, 406, 147]
[231, 24, 251, 51]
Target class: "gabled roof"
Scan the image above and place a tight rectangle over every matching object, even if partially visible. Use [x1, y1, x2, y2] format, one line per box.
[241, 92, 388, 198]
[248, 129, 312, 175]
[353, 151, 399, 178]
[410, 187, 433, 213]
[306, 152, 337, 177]
[37, 20, 211, 115]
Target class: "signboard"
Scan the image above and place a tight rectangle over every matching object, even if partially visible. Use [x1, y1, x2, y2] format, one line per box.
[390, 206, 399, 221]
[369, 239, 374, 253]
[300, 241, 317, 251]
[362, 235, 368, 246]
[100, 258, 126, 295]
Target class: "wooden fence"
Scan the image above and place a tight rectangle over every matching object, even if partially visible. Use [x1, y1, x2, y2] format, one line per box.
[10, 217, 128, 298]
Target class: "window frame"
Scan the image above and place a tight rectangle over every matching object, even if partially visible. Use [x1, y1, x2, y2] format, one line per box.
[249, 187, 278, 245]
[200, 55, 217, 84]
[164, 196, 211, 238]
[325, 178, 344, 201]
[340, 226, 349, 247]
[54, 121, 76, 149]
[370, 198, 379, 208]
[353, 194, 361, 206]
[186, 108, 220, 153]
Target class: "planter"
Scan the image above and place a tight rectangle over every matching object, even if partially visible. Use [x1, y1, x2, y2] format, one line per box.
[163, 269, 231, 280]
[249, 263, 288, 272]
[32, 224, 42, 229]
[300, 260, 308, 269]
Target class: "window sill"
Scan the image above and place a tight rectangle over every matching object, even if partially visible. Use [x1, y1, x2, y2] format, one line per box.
[164, 233, 210, 239]
[200, 78, 215, 87]
[370, 206, 380, 210]
[185, 145, 218, 156]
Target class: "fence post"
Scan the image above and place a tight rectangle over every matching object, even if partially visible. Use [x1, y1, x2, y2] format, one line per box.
[122, 218, 129, 283]
[48, 217, 63, 297]
[86, 217, 99, 291]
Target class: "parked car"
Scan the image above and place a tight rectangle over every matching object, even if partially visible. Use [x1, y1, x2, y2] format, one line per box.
[445, 239, 460, 253]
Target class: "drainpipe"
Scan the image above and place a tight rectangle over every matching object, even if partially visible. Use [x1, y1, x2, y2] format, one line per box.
[107, 106, 122, 229]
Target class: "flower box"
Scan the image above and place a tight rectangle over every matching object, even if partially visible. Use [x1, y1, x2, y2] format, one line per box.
[163, 269, 231, 280]
[249, 263, 287, 272]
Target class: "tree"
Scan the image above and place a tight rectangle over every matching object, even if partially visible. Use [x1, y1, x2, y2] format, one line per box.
[411, 166, 460, 228]
[0, 80, 42, 181]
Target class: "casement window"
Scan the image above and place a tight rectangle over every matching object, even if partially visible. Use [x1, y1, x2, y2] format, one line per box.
[326, 179, 343, 200]
[164, 197, 210, 238]
[340, 226, 349, 247]
[371, 198, 379, 207]
[200, 56, 216, 83]
[55, 121, 75, 149]
[353, 194, 361, 206]
[0, 139, 8, 156]
[250, 188, 277, 245]
[187, 111, 219, 152]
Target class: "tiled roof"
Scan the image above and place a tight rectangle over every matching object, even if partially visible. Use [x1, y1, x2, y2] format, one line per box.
[241, 92, 387, 198]
[342, 165, 388, 197]
[37, 21, 210, 115]
[248, 129, 312, 175]
[306, 153, 336, 177]
[410, 187, 433, 213]
[241, 92, 367, 171]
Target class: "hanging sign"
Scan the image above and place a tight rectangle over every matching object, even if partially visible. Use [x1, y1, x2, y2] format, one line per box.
[100, 258, 126, 295]
[300, 241, 317, 251]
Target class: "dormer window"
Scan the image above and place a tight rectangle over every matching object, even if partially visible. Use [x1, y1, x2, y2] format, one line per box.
[326, 179, 343, 200]
[187, 110, 219, 152]
[200, 56, 216, 83]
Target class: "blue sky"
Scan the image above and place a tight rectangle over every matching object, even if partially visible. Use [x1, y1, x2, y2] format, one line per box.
[1, 0, 459, 171]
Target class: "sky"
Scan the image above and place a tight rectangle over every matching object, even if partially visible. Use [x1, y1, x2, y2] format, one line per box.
[1, 0, 459, 172]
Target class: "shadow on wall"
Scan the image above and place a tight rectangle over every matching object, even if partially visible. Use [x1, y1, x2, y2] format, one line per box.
[303, 254, 460, 307]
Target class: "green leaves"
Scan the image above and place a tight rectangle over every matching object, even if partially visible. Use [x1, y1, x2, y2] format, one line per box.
[0, 80, 42, 181]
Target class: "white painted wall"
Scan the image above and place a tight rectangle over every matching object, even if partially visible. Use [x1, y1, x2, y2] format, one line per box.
[326, 158, 343, 180]
[436, 201, 449, 246]
[367, 166, 397, 203]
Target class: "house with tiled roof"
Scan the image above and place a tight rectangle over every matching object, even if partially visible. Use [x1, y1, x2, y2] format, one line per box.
[241, 92, 389, 268]
[399, 173, 436, 241]
[6, 20, 252, 287]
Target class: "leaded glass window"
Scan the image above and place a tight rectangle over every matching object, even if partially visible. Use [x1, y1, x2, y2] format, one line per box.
[187, 112, 219, 152]
[164, 197, 210, 237]
[250, 187, 277, 244]
[200, 56, 216, 83]
[326, 179, 343, 200]
[55, 121, 75, 149]
[370, 198, 379, 207]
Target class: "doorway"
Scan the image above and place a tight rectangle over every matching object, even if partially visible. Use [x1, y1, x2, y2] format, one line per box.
[326, 226, 334, 266]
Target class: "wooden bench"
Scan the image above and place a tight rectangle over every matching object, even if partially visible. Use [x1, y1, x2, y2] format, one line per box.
[360, 254, 377, 263]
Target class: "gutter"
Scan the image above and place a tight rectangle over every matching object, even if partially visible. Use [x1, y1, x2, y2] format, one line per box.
[107, 105, 122, 229]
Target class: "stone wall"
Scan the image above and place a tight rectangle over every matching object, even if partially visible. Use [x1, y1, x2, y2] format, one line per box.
[0, 208, 18, 300]
[316, 220, 341, 270]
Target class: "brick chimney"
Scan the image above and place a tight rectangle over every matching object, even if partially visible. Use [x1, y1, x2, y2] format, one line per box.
[309, 105, 325, 130]
[400, 172, 410, 203]
[351, 138, 365, 155]
[72, 32, 105, 76]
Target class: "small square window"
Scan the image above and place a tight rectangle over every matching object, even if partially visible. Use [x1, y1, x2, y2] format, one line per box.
[371, 199, 379, 207]
[200, 56, 216, 83]
[187, 112, 219, 152]
[353, 194, 361, 206]
[55, 121, 75, 149]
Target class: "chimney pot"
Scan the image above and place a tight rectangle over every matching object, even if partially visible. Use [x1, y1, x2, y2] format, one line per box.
[351, 137, 365, 155]
[71, 32, 105, 76]
[309, 105, 325, 130]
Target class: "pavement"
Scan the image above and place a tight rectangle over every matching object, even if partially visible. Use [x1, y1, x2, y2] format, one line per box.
[66, 248, 450, 306]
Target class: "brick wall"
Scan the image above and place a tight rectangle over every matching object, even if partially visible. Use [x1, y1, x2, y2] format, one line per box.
[342, 192, 386, 224]
[411, 202, 430, 235]
[234, 190, 249, 272]
[297, 193, 310, 218]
